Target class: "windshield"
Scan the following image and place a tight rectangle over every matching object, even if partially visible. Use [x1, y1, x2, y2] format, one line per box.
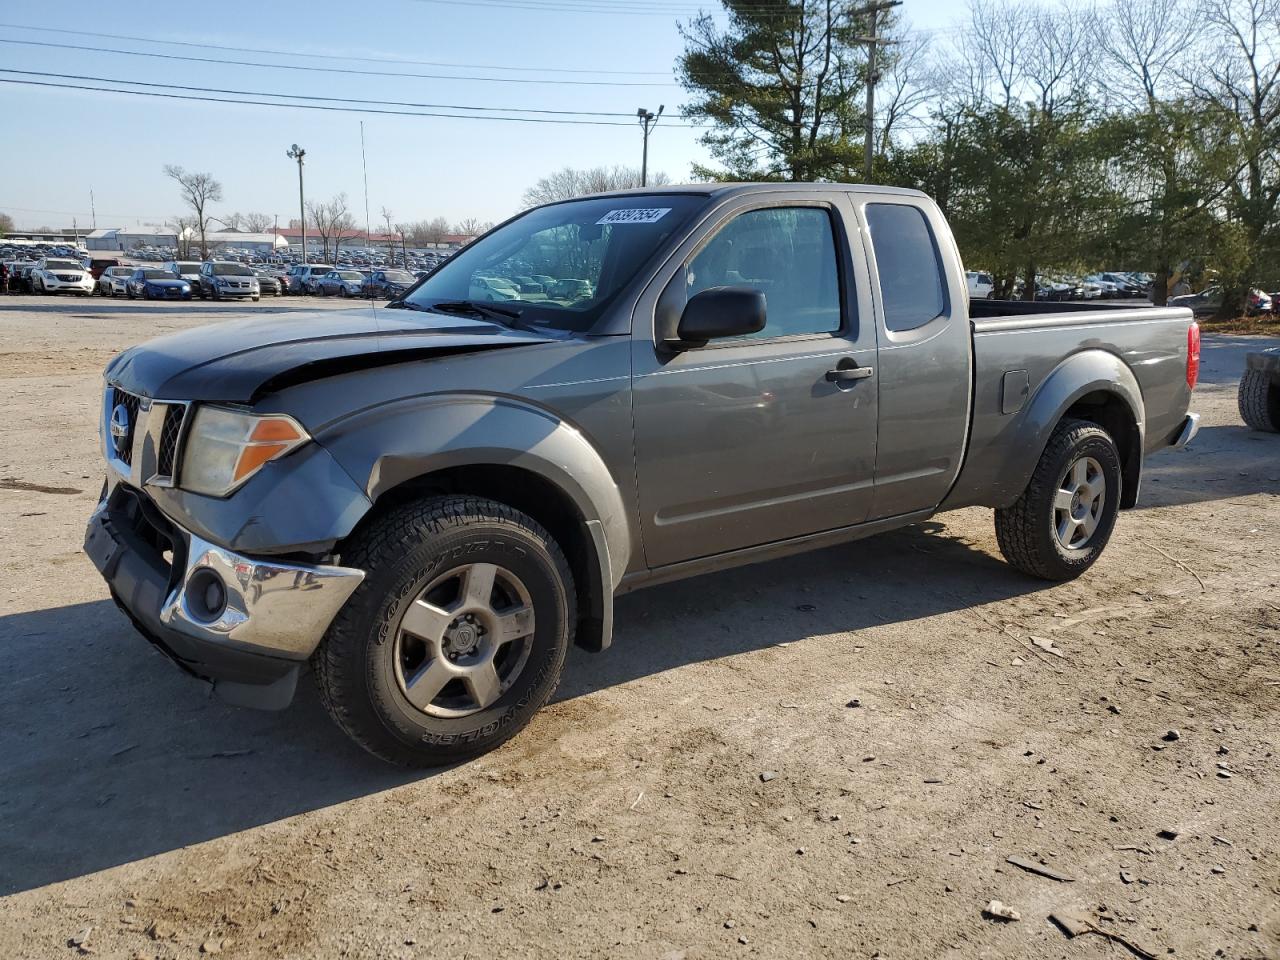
[46, 259, 80, 270]
[402, 194, 706, 331]
[213, 262, 253, 276]
[176, 262, 200, 272]
[141, 269, 170, 280]
[338, 271, 364, 280]
[383, 270, 414, 282]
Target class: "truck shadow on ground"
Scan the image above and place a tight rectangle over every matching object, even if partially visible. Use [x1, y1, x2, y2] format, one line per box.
[0, 521, 1046, 896]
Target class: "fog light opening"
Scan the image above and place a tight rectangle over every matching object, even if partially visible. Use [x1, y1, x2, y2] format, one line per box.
[187, 568, 228, 622]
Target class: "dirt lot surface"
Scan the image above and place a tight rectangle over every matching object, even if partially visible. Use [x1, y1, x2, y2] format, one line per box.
[1, 295, 1278, 960]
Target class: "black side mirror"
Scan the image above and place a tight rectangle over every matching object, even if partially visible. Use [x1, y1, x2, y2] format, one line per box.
[671, 285, 767, 347]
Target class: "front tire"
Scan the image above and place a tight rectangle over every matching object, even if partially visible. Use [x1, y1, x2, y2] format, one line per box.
[314, 496, 576, 767]
[1238, 369, 1280, 432]
[995, 419, 1122, 581]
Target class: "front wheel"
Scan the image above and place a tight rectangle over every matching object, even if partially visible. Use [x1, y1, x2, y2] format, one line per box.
[995, 419, 1122, 581]
[314, 496, 576, 767]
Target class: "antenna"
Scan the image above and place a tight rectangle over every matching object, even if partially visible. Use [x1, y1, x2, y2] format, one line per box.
[359, 121, 379, 327]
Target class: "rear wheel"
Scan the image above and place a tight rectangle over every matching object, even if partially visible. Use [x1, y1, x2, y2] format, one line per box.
[995, 419, 1122, 581]
[1238, 369, 1280, 432]
[314, 496, 576, 767]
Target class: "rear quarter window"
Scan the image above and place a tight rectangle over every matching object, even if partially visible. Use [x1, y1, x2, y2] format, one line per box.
[866, 203, 947, 332]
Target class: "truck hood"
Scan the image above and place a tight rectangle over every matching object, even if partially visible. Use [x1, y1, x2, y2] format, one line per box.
[105, 306, 557, 403]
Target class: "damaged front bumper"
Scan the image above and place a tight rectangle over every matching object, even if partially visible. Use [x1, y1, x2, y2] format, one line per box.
[85, 484, 364, 709]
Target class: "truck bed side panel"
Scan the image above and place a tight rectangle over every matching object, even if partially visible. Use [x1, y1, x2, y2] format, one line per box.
[943, 307, 1193, 511]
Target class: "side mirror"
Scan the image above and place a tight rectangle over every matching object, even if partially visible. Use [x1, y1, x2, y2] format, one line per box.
[671, 285, 767, 347]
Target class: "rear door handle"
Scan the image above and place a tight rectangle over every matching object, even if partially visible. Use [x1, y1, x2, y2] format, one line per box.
[826, 365, 874, 383]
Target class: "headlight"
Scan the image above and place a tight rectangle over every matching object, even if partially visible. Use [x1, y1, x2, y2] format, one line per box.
[180, 407, 309, 497]
[215, 277, 229, 287]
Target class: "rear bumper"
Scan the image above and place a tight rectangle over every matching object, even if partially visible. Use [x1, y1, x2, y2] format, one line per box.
[85, 484, 364, 709]
[1169, 412, 1200, 449]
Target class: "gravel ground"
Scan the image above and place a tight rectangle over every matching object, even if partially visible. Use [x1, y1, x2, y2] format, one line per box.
[1, 295, 1278, 960]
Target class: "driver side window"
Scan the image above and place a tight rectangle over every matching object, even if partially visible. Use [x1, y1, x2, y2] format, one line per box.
[687, 206, 842, 340]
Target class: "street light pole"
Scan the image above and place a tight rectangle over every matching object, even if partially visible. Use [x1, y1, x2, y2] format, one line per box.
[637, 105, 664, 187]
[286, 144, 307, 264]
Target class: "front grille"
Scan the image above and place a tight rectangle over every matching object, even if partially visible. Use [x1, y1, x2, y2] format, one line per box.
[56, 274, 81, 282]
[112, 387, 141, 465]
[157, 405, 185, 477]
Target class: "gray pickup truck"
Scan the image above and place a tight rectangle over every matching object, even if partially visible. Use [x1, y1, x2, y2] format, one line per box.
[85, 184, 1201, 766]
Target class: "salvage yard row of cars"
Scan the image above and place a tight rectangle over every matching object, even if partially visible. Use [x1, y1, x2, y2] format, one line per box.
[2, 255, 427, 301]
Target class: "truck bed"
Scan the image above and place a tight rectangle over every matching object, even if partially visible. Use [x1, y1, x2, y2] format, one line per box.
[942, 300, 1196, 511]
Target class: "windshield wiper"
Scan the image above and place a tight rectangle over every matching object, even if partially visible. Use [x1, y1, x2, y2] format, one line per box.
[428, 299, 526, 324]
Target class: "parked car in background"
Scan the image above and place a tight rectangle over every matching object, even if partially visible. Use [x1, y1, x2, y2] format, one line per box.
[548, 278, 594, 301]
[252, 268, 284, 297]
[164, 261, 203, 289]
[316, 270, 369, 298]
[85, 257, 122, 284]
[368, 269, 417, 299]
[286, 263, 334, 294]
[98, 266, 135, 297]
[127, 267, 193, 300]
[966, 271, 994, 299]
[468, 275, 521, 301]
[32, 258, 94, 296]
[1170, 286, 1273, 318]
[197, 261, 260, 301]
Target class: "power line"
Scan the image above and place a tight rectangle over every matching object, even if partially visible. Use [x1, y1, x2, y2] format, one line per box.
[3, 25, 673, 76]
[0, 77, 707, 128]
[0, 38, 682, 87]
[0, 69, 697, 120]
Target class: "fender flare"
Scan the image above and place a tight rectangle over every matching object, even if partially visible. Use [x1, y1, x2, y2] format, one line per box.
[317, 393, 633, 648]
[983, 350, 1146, 509]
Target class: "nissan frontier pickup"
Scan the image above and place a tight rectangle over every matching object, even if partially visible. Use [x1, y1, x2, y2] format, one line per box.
[85, 183, 1201, 765]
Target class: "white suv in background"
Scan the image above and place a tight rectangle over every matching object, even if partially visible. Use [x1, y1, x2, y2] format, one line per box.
[32, 258, 95, 296]
[966, 270, 994, 299]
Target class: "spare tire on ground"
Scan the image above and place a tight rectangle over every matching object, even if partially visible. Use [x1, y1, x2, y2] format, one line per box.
[1239, 348, 1280, 432]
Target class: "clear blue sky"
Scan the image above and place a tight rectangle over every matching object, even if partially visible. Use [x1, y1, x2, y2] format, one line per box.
[0, 0, 966, 232]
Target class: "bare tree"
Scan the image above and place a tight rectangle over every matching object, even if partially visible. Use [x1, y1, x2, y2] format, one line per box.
[1100, 0, 1195, 104]
[1191, 0, 1280, 306]
[241, 212, 275, 233]
[164, 165, 222, 259]
[877, 31, 936, 151]
[522, 166, 670, 208]
[306, 194, 358, 262]
[454, 217, 483, 236]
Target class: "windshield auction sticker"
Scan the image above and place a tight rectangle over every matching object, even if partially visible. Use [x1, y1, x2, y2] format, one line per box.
[596, 208, 671, 225]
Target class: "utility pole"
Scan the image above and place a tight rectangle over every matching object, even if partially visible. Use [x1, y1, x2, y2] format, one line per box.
[637, 105, 664, 187]
[89, 189, 96, 230]
[286, 144, 307, 264]
[854, 0, 902, 183]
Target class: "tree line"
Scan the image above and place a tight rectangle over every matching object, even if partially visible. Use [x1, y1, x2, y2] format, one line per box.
[678, 0, 1280, 312]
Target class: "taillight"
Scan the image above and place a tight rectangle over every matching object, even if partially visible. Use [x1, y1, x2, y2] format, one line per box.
[1186, 321, 1200, 390]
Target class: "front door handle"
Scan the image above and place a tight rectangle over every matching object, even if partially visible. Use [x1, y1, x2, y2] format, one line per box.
[825, 364, 874, 383]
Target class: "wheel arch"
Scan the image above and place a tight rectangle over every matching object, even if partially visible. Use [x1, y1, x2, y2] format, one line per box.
[320, 394, 633, 652]
[1020, 351, 1146, 510]
[950, 349, 1147, 511]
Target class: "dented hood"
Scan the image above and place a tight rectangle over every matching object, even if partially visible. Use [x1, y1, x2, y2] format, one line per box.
[104, 306, 556, 403]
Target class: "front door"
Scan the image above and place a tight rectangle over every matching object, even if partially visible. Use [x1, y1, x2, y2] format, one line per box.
[631, 198, 880, 568]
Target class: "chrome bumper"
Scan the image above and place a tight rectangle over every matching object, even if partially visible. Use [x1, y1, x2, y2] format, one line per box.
[88, 491, 364, 664]
[161, 529, 365, 658]
[1169, 412, 1201, 449]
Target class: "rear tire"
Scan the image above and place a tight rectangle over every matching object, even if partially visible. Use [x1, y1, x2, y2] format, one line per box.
[313, 495, 576, 767]
[1238, 369, 1280, 432]
[995, 419, 1122, 581]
